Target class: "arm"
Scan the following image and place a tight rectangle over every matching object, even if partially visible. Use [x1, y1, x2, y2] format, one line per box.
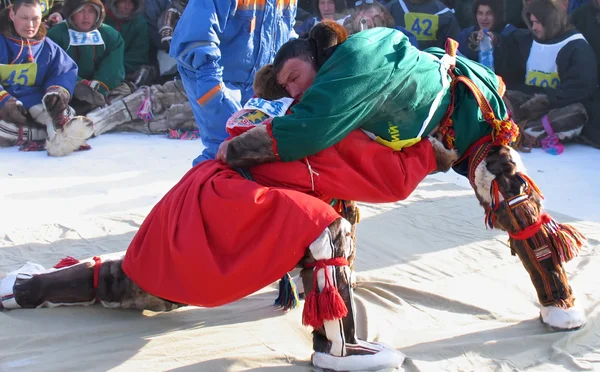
[546, 39, 598, 109]
[316, 132, 446, 202]
[42, 39, 78, 98]
[123, 16, 150, 72]
[93, 26, 126, 94]
[170, 0, 242, 121]
[250, 131, 456, 203]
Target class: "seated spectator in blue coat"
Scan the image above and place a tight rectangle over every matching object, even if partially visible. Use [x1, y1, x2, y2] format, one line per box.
[457, 0, 516, 65]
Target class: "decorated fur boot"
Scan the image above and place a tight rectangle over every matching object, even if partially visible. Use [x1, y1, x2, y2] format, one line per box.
[467, 143, 586, 330]
[0, 255, 182, 311]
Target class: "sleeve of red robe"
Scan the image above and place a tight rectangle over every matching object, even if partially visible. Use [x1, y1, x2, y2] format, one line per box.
[251, 130, 437, 203]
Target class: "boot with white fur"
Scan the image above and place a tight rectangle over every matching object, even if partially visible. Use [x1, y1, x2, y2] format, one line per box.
[541, 303, 586, 331]
[46, 116, 95, 157]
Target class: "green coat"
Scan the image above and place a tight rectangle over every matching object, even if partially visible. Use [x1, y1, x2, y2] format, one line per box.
[47, 23, 125, 95]
[104, 13, 150, 73]
[270, 27, 508, 161]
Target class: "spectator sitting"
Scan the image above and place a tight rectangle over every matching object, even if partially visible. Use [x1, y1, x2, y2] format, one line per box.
[1, 0, 66, 28]
[503, 0, 598, 150]
[386, 0, 460, 50]
[570, 0, 600, 147]
[0, 0, 93, 156]
[295, 0, 348, 38]
[104, 0, 154, 88]
[457, 0, 516, 63]
[47, 0, 127, 114]
[344, 0, 419, 47]
[568, 0, 590, 13]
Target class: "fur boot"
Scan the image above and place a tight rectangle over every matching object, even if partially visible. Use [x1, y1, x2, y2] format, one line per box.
[0, 256, 182, 312]
[469, 144, 586, 330]
[300, 218, 405, 371]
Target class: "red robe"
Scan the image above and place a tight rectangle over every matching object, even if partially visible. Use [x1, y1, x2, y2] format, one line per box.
[123, 121, 436, 307]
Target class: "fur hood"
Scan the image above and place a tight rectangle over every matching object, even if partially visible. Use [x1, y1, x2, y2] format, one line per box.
[63, 0, 105, 31]
[0, 5, 46, 39]
[523, 0, 570, 41]
[105, 0, 143, 21]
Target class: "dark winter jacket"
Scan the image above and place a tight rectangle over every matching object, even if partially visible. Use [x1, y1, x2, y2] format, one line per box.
[386, 0, 461, 50]
[104, 0, 149, 72]
[501, 0, 597, 111]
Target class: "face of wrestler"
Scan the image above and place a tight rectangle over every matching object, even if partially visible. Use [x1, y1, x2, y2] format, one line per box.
[476, 5, 495, 31]
[319, 0, 336, 20]
[10, 4, 42, 39]
[529, 14, 545, 40]
[116, 0, 135, 18]
[71, 4, 98, 32]
[277, 57, 317, 101]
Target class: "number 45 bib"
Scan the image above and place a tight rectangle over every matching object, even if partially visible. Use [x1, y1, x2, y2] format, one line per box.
[68, 29, 105, 47]
[0, 63, 38, 87]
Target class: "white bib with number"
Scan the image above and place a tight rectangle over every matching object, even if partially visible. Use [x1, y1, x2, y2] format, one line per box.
[243, 97, 294, 118]
[68, 29, 105, 47]
[525, 33, 586, 89]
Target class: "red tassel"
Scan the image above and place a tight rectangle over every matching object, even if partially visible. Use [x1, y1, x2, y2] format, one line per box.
[302, 291, 322, 328]
[317, 285, 348, 321]
[53, 256, 80, 269]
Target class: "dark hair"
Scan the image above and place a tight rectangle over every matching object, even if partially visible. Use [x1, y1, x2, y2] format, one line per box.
[13, 0, 42, 11]
[344, 1, 395, 34]
[312, 0, 347, 20]
[273, 20, 348, 76]
[523, 0, 569, 40]
[473, 0, 505, 31]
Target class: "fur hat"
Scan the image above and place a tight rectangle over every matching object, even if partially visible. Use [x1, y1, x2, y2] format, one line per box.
[523, 0, 570, 40]
[63, 0, 105, 31]
[309, 19, 348, 69]
[253, 64, 290, 101]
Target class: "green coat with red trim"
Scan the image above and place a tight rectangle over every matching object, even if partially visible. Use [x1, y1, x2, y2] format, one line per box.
[268, 27, 510, 161]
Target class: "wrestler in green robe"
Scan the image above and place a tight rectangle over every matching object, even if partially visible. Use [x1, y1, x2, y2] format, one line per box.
[268, 27, 509, 161]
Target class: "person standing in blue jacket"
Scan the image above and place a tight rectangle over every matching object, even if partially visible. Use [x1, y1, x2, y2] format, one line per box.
[170, 0, 298, 165]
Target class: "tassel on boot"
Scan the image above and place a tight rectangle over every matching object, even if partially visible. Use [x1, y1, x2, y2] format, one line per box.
[274, 273, 300, 311]
[301, 258, 349, 329]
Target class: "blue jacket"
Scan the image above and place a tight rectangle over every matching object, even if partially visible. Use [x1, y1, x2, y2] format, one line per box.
[171, 0, 297, 107]
[0, 35, 78, 109]
[457, 24, 517, 63]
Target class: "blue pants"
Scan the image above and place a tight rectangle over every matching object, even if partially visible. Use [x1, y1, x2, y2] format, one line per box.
[180, 75, 254, 166]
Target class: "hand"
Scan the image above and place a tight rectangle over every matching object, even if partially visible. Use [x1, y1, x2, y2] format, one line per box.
[0, 97, 27, 125]
[43, 88, 70, 119]
[74, 80, 106, 108]
[216, 140, 229, 162]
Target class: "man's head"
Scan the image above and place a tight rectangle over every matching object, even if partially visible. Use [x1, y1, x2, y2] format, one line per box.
[64, 0, 105, 32]
[473, 0, 504, 31]
[114, 0, 135, 18]
[523, 0, 569, 41]
[9, 0, 44, 39]
[71, 3, 98, 31]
